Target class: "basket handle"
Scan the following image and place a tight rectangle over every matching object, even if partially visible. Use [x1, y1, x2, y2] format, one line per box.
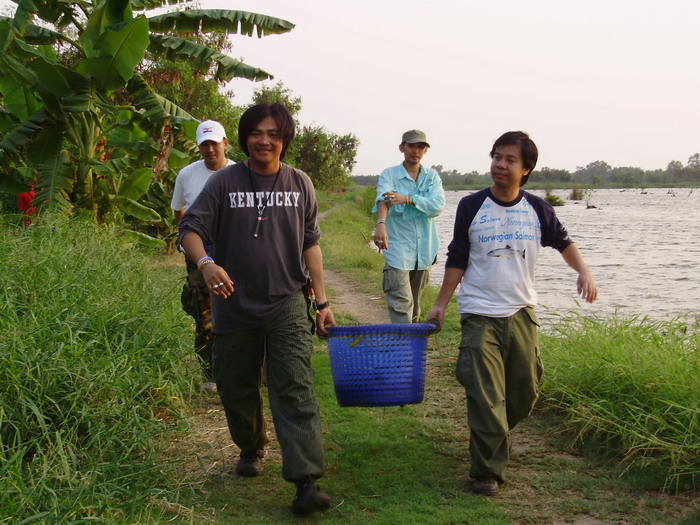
[424, 318, 441, 334]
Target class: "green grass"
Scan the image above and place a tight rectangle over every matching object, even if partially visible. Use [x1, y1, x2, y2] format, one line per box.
[0, 215, 197, 523]
[317, 185, 384, 276]
[539, 313, 700, 491]
[2, 186, 698, 524]
[192, 349, 508, 524]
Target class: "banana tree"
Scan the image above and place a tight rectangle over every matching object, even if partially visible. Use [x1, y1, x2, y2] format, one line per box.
[0, 0, 293, 241]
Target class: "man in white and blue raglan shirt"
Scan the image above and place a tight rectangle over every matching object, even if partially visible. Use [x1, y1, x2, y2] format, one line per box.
[373, 129, 445, 323]
[427, 131, 598, 497]
[171, 120, 234, 392]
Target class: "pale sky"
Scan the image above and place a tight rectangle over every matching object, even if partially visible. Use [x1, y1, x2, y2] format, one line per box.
[3, 0, 699, 176]
[222, 0, 700, 175]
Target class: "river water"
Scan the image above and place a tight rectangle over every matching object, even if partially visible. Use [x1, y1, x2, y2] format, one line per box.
[430, 188, 700, 325]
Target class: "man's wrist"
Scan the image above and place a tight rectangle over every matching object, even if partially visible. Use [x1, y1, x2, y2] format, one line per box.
[197, 256, 214, 271]
[312, 300, 330, 311]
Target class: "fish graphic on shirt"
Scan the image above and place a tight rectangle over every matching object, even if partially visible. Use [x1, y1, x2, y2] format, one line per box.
[487, 245, 526, 259]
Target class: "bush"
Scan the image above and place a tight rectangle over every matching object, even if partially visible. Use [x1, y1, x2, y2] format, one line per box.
[545, 193, 565, 206]
[362, 185, 378, 216]
[570, 186, 585, 200]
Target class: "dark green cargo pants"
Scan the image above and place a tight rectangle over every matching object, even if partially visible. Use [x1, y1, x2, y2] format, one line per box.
[212, 291, 325, 483]
[182, 256, 213, 380]
[456, 307, 544, 482]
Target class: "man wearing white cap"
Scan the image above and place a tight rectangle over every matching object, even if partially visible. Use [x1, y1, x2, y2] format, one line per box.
[172, 120, 233, 392]
[372, 130, 445, 323]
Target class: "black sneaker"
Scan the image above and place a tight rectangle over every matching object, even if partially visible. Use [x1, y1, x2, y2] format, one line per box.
[235, 451, 262, 477]
[472, 476, 499, 496]
[291, 481, 331, 516]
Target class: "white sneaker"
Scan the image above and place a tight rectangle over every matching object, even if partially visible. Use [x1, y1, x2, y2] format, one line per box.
[201, 381, 217, 392]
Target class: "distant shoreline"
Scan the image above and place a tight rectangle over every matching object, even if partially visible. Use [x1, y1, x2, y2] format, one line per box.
[349, 177, 700, 192]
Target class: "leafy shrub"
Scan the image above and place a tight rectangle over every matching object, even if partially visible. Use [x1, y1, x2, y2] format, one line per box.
[545, 193, 565, 206]
[570, 186, 585, 200]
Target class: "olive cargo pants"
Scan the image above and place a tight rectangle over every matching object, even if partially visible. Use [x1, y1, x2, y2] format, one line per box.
[183, 256, 213, 380]
[456, 307, 544, 482]
[212, 291, 325, 483]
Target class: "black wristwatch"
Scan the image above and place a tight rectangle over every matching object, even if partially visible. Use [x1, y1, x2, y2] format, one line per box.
[312, 300, 330, 312]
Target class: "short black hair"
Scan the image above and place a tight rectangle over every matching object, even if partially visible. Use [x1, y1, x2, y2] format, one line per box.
[490, 131, 538, 186]
[238, 103, 296, 160]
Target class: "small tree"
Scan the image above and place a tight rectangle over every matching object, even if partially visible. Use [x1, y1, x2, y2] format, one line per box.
[251, 83, 359, 190]
[295, 125, 358, 190]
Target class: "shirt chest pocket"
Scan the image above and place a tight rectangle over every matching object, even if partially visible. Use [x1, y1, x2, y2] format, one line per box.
[415, 179, 433, 196]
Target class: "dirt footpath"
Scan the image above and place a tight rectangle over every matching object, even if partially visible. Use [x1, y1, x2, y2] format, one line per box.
[166, 265, 391, 482]
[317, 203, 389, 326]
[322, 269, 389, 325]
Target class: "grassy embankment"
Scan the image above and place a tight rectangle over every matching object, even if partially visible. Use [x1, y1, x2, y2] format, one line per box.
[174, 186, 699, 523]
[319, 185, 699, 483]
[1, 187, 698, 523]
[0, 215, 198, 523]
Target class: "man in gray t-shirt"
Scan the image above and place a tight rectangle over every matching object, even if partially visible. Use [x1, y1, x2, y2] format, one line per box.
[179, 103, 335, 517]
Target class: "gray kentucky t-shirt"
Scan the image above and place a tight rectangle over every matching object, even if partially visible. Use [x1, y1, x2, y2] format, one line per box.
[178, 161, 320, 332]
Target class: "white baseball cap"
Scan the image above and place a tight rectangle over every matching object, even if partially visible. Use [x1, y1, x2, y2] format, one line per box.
[196, 120, 227, 145]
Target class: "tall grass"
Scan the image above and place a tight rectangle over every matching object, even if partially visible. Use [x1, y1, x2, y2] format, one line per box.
[0, 215, 196, 522]
[318, 186, 384, 282]
[5, 186, 696, 522]
[539, 314, 700, 491]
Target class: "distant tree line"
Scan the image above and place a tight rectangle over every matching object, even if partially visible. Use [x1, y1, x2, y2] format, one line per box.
[353, 155, 700, 188]
[545, 156, 700, 186]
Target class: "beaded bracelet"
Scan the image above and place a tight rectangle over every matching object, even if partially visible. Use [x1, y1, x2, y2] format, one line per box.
[197, 256, 214, 271]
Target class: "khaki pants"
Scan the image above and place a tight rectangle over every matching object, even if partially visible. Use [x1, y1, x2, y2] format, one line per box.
[212, 291, 325, 483]
[456, 308, 544, 482]
[382, 264, 430, 323]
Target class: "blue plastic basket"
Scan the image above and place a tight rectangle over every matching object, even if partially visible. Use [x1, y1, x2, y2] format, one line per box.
[326, 323, 438, 407]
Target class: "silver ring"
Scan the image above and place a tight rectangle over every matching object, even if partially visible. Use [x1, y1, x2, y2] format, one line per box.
[212, 284, 219, 289]
[217, 282, 224, 287]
